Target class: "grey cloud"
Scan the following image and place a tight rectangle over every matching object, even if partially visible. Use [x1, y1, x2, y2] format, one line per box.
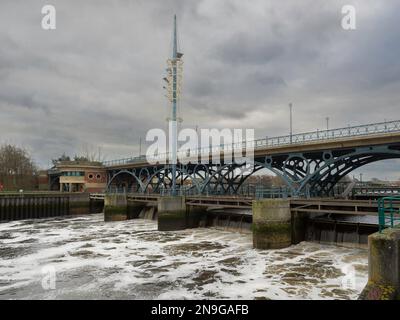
[214, 33, 284, 66]
[0, 0, 399, 178]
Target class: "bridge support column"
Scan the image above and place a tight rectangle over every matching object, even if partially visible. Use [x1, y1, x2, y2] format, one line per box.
[158, 196, 186, 231]
[104, 194, 127, 221]
[69, 193, 90, 215]
[252, 199, 292, 249]
[359, 227, 400, 300]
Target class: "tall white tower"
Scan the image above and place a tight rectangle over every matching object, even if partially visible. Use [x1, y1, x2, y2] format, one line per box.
[163, 15, 183, 195]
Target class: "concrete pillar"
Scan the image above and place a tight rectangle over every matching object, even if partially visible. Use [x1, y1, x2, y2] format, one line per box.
[157, 196, 186, 231]
[359, 227, 400, 300]
[252, 199, 292, 249]
[69, 193, 90, 215]
[104, 194, 127, 221]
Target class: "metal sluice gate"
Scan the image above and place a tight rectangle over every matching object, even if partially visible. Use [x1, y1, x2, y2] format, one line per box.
[378, 196, 400, 232]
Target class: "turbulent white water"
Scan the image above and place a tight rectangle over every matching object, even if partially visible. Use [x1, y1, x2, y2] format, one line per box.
[0, 213, 368, 300]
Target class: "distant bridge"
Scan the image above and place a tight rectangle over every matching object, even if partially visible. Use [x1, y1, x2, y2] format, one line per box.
[352, 185, 400, 198]
[103, 120, 400, 197]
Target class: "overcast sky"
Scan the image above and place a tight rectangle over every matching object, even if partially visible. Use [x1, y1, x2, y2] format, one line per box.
[0, 0, 399, 179]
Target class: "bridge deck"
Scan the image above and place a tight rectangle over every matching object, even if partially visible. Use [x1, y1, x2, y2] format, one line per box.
[102, 120, 400, 169]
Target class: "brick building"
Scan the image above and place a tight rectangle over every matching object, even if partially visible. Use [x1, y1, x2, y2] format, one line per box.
[45, 161, 106, 193]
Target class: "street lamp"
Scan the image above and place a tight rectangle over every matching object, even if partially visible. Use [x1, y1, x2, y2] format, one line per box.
[289, 103, 293, 144]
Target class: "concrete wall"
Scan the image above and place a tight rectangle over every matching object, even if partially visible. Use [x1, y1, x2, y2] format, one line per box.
[359, 227, 400, 300]
[252, 199, 292, 249]
[69, 193, 90, 215]
[157, 196, 187, 231]
[104, 194, 127, 221]
[0, 193, 86, 221]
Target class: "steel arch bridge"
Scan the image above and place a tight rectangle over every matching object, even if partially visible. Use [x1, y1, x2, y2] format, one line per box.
[104, 120, 400, 197]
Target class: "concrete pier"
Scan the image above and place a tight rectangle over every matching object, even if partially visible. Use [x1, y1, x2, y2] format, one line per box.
[104, 194, 127, 221]
[69, 193, 90, 215]
[359, 227, 400, 300]
[252, 199, 292, 249]
[158, 196, 186, 231]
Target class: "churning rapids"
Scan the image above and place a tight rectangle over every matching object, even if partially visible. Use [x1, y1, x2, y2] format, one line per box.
[0, 213, 368, 300]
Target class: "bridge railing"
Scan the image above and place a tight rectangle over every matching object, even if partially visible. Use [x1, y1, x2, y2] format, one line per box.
[106, 186, 201, 196]
[102, 120, 400, 167]
[353, 186, 400, 196]
[333, 181, 400, 198]
[106, 185, 301, 199]
[253, 187, 290, 199]
[257, 119, 400, 148]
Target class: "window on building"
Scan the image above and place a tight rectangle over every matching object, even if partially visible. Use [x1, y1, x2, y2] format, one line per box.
[62, 171, 84, 176]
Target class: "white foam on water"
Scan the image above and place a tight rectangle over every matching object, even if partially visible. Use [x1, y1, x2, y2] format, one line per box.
[0, 214, 368, 299]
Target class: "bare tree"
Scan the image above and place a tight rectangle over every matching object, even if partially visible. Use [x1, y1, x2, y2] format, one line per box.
[0, 144, 38, 190]
[52, 153, 71, 165]
[52, 144, 106, 164]
[78, 143, 106, 162]
[244, 174, 286, 188]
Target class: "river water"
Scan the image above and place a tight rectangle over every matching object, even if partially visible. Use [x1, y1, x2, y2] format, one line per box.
[0, 213, 368, 300]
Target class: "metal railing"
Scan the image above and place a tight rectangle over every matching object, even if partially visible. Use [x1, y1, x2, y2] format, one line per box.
[106, 185, 299, 199]
[354, 186, 400, 196]
[102, 119, 400, 167]
[378, 196, 400, 232]
[333, 182, 400, 198]
[254, 187, 290, 199]
[106, 186, 200, 196]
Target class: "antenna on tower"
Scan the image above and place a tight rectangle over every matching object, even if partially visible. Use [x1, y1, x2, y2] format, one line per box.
[162, 14, 184, 196]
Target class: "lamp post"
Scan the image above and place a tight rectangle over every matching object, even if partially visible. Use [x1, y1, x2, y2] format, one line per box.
[289, 103, 293, 144]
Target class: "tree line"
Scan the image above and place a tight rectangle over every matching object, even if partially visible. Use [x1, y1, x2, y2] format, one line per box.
[0, 144, 38, 191]
[52, 144, 105, 165]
